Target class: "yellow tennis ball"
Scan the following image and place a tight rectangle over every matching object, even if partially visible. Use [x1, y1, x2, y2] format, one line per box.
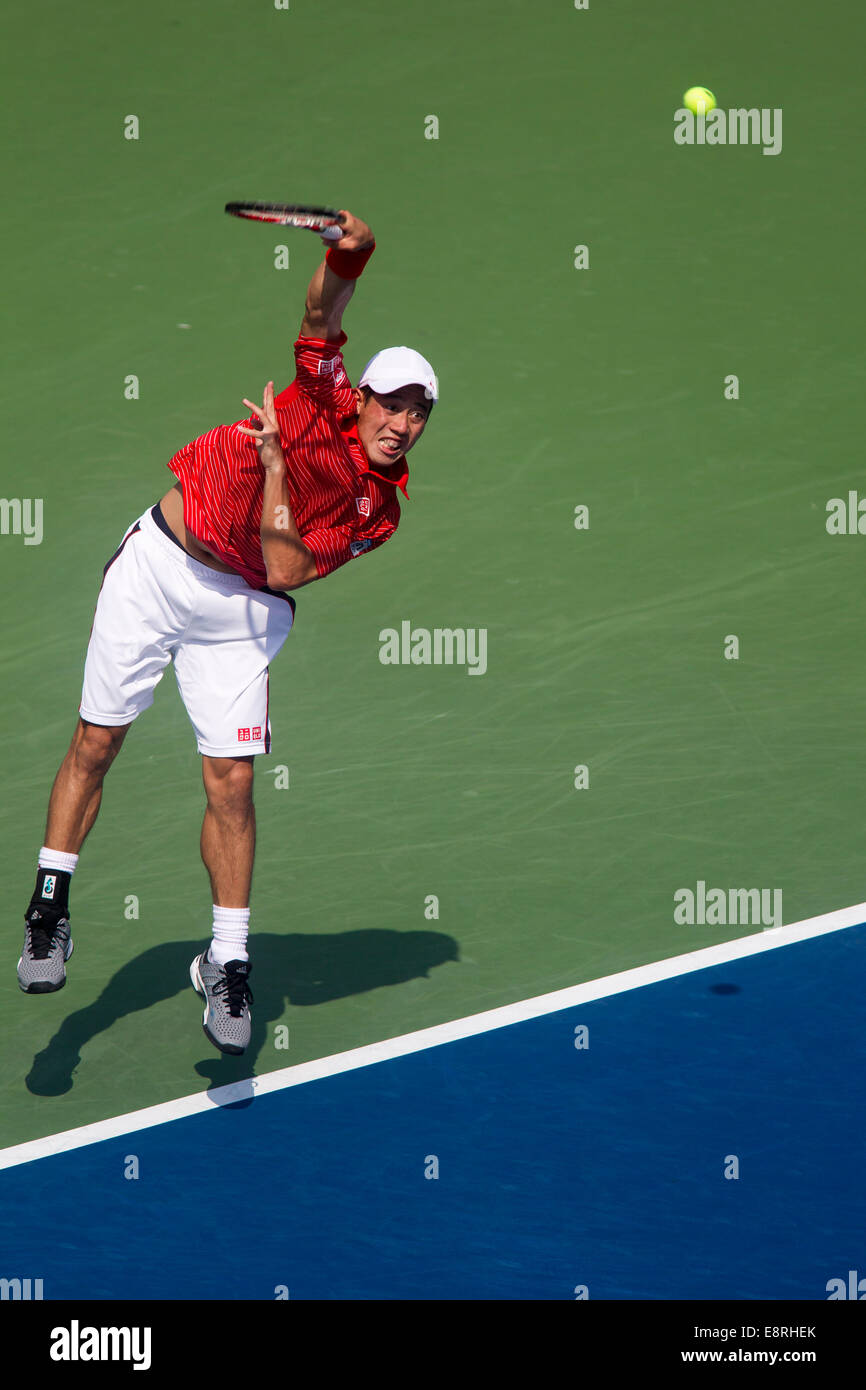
[684, 86, 716, 116]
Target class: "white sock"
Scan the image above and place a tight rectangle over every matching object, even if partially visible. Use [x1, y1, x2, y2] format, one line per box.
[39, 846, 79, 874]
[209, 906, 250, 965]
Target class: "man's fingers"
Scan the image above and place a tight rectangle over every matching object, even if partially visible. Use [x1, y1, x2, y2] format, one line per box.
[239, 388, 279, 443]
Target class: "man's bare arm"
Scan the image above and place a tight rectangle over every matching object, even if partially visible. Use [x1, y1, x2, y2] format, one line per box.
[238, 382, 318, 589]
[299, 209, 374, 341]
[260, 463, 319, 589]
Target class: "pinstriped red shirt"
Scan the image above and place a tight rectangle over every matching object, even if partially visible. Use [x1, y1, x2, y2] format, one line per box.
[167, 333, 409, 588]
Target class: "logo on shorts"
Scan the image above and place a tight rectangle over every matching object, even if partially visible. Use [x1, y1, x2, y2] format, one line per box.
[350, 538, 372, 557]
[42, 875, 56, 900]
[355, 496, 371, 517]
[237, 727, 262, 743]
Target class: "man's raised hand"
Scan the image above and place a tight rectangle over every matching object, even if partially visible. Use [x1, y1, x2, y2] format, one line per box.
[316, 209, 374, 250]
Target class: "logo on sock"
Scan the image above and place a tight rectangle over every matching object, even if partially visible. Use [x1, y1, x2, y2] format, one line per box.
[42, 875, 56, 900]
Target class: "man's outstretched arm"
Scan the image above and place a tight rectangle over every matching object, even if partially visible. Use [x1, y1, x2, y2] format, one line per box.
[299, 209, 375, 341]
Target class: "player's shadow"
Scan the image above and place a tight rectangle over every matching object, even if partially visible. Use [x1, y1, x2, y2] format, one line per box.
[25, 929, 458, 1098]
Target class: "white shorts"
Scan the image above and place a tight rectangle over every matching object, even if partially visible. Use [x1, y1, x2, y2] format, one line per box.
[79, 506, 295, 757]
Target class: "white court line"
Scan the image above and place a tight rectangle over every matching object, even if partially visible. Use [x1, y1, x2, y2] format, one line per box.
[1, 901, 863, 1172]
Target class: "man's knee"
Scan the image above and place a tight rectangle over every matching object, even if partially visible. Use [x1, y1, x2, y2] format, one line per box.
[202, 756, 254, 814]
[72, 718, 131, 775]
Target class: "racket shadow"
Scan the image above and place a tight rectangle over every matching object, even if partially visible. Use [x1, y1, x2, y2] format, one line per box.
[25, 929, 459, 1097]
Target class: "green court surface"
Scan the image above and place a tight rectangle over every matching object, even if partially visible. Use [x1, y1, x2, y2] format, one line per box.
[1, 0, 864, 1151]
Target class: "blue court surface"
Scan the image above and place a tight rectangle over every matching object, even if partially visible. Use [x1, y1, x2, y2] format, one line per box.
[1, 922, 864, 1301]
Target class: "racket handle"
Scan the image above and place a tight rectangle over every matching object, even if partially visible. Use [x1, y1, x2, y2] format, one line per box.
[319, 224, 344, 242]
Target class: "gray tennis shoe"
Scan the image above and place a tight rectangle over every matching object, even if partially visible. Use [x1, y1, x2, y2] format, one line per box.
[18, 907, 74, 993]
[190, 950, 253, 1055]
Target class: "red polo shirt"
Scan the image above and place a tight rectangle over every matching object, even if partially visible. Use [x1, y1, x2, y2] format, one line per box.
[166, 333, 408, 588]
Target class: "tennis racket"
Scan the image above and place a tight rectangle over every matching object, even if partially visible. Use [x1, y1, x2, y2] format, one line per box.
[225, 202, 345, 236]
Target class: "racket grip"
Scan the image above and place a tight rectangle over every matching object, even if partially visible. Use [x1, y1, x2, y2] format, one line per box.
[319, 225, 344, 242]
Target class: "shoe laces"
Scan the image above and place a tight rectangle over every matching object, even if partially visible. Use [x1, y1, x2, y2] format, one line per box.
[25, 908, 67, 961]
[213, 962, 254, 1017]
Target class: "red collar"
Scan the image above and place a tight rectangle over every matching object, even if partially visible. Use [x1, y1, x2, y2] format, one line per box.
[340, 414, 410, 498]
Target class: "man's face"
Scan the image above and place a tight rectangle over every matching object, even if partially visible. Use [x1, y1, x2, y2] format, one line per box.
[354, 384, 431, 469]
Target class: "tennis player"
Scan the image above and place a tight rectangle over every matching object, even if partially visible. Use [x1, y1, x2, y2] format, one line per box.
[17, 209, 438, 1055]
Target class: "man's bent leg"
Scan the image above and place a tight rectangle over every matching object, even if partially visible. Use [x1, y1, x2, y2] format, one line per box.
[190, 755, 256, 1053]
[200, 755, 256, 907]
[19, 717, 131, 994]
[176, 580, 293, 1055]
[45, 717, 132, 853]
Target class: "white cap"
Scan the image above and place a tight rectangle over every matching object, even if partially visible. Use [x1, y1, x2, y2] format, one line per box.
[359, 346, 439, 404]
